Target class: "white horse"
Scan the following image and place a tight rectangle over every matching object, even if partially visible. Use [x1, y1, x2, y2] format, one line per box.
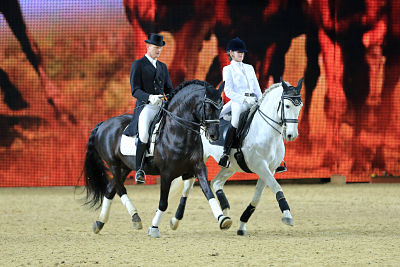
[169, 78, 303, 235]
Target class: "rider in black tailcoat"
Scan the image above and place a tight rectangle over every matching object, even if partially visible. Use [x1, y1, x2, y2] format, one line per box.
[124, 33, 173, 184]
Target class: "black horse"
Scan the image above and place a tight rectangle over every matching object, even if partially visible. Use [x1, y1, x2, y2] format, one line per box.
[84, 80, 232, 238]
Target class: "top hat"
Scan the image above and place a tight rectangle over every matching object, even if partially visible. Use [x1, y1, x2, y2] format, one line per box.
[145, 33, 165, 47]
[226, 37, 247, 52]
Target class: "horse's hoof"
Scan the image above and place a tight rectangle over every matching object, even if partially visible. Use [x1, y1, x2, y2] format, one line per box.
[218, 216, 232, 230]
[147, 226, 161, 238]
[282, 210, 293, 226]
[237, 229, 247, 236]
[170, 217, 180, 230]
[282, 216, 293, 226]
[92, 221, 104, 234]
[132, 213, 143, 230]
[222, 208, 230, 217]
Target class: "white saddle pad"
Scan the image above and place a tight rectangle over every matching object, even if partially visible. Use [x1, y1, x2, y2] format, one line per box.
[120, 122, 160, 156]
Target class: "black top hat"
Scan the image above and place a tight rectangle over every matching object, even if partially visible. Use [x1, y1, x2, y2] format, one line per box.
[145, 33, 165, 47]
[226, 37, 247, 52]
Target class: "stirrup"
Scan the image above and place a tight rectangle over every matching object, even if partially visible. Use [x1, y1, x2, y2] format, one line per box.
[275, 166, 287, 173]
[218, 154, 230, 168]
[135, 169, 146, 184]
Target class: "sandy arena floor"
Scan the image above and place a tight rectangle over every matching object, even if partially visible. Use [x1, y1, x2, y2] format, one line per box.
[1, 183, 400, 266]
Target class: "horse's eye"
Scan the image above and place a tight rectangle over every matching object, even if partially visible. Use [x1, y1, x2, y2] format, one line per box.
[285, 105, 290, 109]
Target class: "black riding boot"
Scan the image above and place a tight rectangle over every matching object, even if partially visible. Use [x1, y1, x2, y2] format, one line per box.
[135, 139, 147, 184]
[218, 125, 236, 168]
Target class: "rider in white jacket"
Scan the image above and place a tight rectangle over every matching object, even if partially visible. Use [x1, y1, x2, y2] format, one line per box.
[219, 37, 262, 168]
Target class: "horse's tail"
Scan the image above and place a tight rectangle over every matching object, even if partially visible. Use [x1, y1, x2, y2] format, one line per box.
[84, 121, 108, 209]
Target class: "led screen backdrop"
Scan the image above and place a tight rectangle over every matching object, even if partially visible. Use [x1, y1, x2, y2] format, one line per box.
[0, 0, 399, 186]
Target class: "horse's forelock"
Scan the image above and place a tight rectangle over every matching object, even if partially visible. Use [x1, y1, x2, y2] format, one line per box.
[285, 86, 299, 96]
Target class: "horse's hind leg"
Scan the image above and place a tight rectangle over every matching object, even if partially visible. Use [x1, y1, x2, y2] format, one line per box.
[93, 181, 116, 234]
[236, 177, 267, 235]
[116, 167, 142, 230]
[211, 168, 236, 217]
[170, 177, 196, 230]
[237, 164, 292, 236]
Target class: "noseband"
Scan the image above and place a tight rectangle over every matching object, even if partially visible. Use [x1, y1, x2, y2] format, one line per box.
[257, 92, 302, 135]
[202, 95, 223, 126]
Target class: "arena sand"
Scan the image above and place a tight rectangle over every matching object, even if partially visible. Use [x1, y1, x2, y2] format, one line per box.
[1, 183, 400, 266]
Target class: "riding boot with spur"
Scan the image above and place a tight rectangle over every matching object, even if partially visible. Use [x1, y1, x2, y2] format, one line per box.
[135, 139, 147, 184]
[218, 125, 236, 168]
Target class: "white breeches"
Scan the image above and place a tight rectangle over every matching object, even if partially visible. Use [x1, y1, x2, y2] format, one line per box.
[138, 104, 161, 143]
[231, 101, 252, 128]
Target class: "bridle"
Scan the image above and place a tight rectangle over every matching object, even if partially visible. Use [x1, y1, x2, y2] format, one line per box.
[162, 89, 223, 135]
[257, 91, 302, 135]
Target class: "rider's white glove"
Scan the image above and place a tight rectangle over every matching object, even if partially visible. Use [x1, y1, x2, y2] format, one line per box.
[244, 96, 256, 106]
[148, 94, 163, 105]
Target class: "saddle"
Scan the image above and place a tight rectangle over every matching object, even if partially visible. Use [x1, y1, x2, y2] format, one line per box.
[211, 107, 257, 149]
[210, 107, 258, 173]
[120, 107, 165, 157]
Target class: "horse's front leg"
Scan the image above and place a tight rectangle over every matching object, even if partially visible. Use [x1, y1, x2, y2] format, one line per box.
[211, 168, 236, 216]
[238, 162, 292, 235]
[170, 177, 196, 230]
[196, 163, 232, 230]
[148, 175, 173, 238]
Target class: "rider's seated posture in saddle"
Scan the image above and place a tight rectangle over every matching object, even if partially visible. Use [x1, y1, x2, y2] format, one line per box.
[218, 37, 262, 168]
[125, 33, 173, 184]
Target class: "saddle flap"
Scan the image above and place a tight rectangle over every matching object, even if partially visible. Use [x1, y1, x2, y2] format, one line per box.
[210, 107, 258, 149]
[120, 106, 165, 156]
[120, 122, 161, 156]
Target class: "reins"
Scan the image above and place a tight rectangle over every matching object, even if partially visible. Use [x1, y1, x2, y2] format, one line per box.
[161, 87, 222, 135]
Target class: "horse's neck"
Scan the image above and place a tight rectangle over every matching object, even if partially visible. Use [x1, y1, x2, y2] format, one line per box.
[260, 87, 282, 124]
[168, 91, 200, 120]
[247, 88, 283, 143]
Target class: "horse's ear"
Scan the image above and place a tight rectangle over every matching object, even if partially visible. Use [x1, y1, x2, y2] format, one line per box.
[217, 81, 225, 95]
[281, 77, 289, 92]
[296, 77, 304, 93]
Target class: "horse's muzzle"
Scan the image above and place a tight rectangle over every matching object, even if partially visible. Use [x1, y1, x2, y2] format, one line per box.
[205, 127, 219, 142]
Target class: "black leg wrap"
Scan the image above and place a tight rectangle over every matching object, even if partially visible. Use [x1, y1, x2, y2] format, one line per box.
[276, 191, 290, 212]
[216, 190, 230, 211]
[240, 204, 256, 223]
[175, 197, 187, 220]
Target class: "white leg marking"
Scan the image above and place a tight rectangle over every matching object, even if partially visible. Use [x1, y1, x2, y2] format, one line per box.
[182, 178, 195, 197]
[209, 198, 223, 220]
[239, 221, 247, 232]
[152, 209, 164, 227]
[120, 194, 137, 217]
[98, 197, 112, 223]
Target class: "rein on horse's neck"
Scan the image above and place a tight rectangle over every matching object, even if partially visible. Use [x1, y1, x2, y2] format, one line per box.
[255, 85, 285, 135]
[260, 85, 282, 119]
[162, 87, 207, 136]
